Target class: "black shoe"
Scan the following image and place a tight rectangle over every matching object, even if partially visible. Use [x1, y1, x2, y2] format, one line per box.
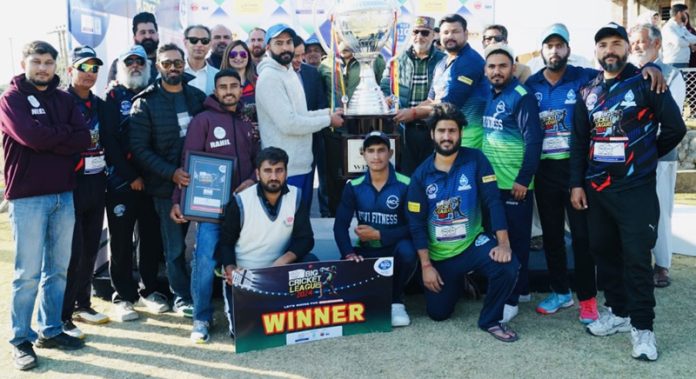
[13, 341, 37, 371]
[34, 332, 85, 350]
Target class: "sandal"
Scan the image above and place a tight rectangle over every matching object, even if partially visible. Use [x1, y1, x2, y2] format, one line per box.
[487, 323, 519, 343]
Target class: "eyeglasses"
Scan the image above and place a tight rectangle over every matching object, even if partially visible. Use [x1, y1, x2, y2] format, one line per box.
[159, 59, 185, 69]
[412, 29, 431, 37]
[483, 35, 506, 43]
[124, 57, 146, 66]
[186, 37, 210, 45]
[76, 63, 100, 73]
[228, 50, 248, 59]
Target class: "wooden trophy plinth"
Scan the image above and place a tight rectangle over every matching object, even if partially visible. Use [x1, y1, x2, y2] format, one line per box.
[340, 115, 400, 180]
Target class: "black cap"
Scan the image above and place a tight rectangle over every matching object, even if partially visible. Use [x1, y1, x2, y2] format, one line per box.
[71, 46, 103, 66]
[362, 131, 390, 149]
[594, 22, 629, 43]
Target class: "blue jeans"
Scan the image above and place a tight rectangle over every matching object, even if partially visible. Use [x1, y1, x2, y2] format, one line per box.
[9, 192, 75, 346]
[191, 222, 219, 323]
[152, 197, 191, 306]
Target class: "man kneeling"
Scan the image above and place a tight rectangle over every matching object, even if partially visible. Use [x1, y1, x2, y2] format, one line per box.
[333, 131, 418, 327]
[407, 103, 520, 342]
[217, 147, 316, 338]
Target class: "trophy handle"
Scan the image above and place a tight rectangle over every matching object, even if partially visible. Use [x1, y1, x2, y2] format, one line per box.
[312, 0, 334, 55]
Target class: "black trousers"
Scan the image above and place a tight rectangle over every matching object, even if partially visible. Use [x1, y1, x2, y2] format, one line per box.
[322, 128, 347, 215]
[63, 174, 106, 321]
[399, 122, 433, 176]
[105, 188, 164, 303]
[535, 159, 596, 300]
[586, 182, 658, 330]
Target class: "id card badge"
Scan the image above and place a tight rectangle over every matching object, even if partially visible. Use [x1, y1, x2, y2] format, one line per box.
[434, 222, 467, 242]
[592, 137, 628, 163]
[84, 151, 106, 174]
[542, 133, 570, 154]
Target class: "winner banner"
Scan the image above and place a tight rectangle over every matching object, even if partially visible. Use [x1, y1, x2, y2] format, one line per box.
[233, 258, 393, 353]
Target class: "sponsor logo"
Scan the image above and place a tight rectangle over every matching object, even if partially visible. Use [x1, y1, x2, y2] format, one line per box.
[374, 258, 394, 277]
[283, 216, 294, 227]
[457, 174, 471, 191]
[565, 89, 576, 104]
[386, 194, 399, 210]
[585, 93, 598, 109]
[120, 100, 132, 115]
[475, 234, 490, 246]
[426, 183, 438, 199]
[213, 126, 226, 139]
[620, 89, 636, 108]
[592, 110, 625, 136]
[113, 204, 126, 217]
[407, 201, 421, 213]
[27, 95, 40, 108]
[457, 75, 473, 85]
[535, 92, 543, 105]
[482, 174, 497, 183]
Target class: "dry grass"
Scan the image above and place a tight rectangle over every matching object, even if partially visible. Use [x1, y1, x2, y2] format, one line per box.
[0, 213, 695, 378]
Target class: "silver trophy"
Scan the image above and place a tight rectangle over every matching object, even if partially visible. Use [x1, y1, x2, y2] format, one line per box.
[315, 0, 400, 116]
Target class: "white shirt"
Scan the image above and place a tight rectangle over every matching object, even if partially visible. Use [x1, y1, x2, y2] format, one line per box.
[661, 19, 696, 65]
[185, 61, 218, 94]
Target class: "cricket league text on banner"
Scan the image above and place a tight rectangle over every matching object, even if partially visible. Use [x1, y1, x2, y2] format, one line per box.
[232, 258, 394, 353]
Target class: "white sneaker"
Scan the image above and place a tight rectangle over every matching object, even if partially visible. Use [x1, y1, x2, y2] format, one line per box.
[113, 301, 139, 322]
[518, 294, 532, 303]
[586, 308, 631, 336]
[62, 320, 85, 339]
[631, 328, 658, 361]
[138, 292, 170, 313]
[391, 303, 410, 327]
[500, 304, 519, 323]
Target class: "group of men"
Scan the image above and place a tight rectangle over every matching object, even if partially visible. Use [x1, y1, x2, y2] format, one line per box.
[1, 5, 688, 371]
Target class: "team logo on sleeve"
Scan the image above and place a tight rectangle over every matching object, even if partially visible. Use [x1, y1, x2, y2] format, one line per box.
[585, 93, 598, 109]
[564, 89, 576, 104]
[426, 183, 438, 199]
[386, 195, 400, 210]
[620, 90, 636, 108]
[457, 174, 471, 191]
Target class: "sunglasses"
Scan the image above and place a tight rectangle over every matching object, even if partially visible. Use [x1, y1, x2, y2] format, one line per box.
[228, 50, 248, 59]
[186, 37, 210, 45]
[76, 63, 100, 73]
[412, 29, 431, 37]
[124, 57, 146, 66]
[159, 59, 185, 70]
[483, 35, 506, 43]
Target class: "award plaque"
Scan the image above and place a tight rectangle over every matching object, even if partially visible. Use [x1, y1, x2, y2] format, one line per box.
[181, 151, 236, 223]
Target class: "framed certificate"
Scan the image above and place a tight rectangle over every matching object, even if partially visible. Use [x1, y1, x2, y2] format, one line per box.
[181, 151, 236, 223]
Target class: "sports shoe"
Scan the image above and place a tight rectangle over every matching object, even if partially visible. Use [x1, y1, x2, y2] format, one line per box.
[173, 301, 194, 318]
[62, 320, 85, 340]
[138, 292, 170, 313]
[113, 301, 139, 322]
[586, 308, 631, 336]
[536, 292, 574, 315]
[34, 332, 85, 350]
[190, 320, 210, 344]
[391, 303, 411, 327]
[73, 307, 110, 325]
[500, 304, 519, 323]
[631, 328, 658, 361]
[13, 341, 37, 371]
[578, 297, 599, 324]
[518, 294, 532, 303]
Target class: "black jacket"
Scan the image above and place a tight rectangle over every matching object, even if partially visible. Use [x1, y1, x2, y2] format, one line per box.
[129, 77, 206, 198]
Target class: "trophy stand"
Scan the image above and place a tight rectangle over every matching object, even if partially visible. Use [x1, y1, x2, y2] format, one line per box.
[340, 114, 400, 180]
